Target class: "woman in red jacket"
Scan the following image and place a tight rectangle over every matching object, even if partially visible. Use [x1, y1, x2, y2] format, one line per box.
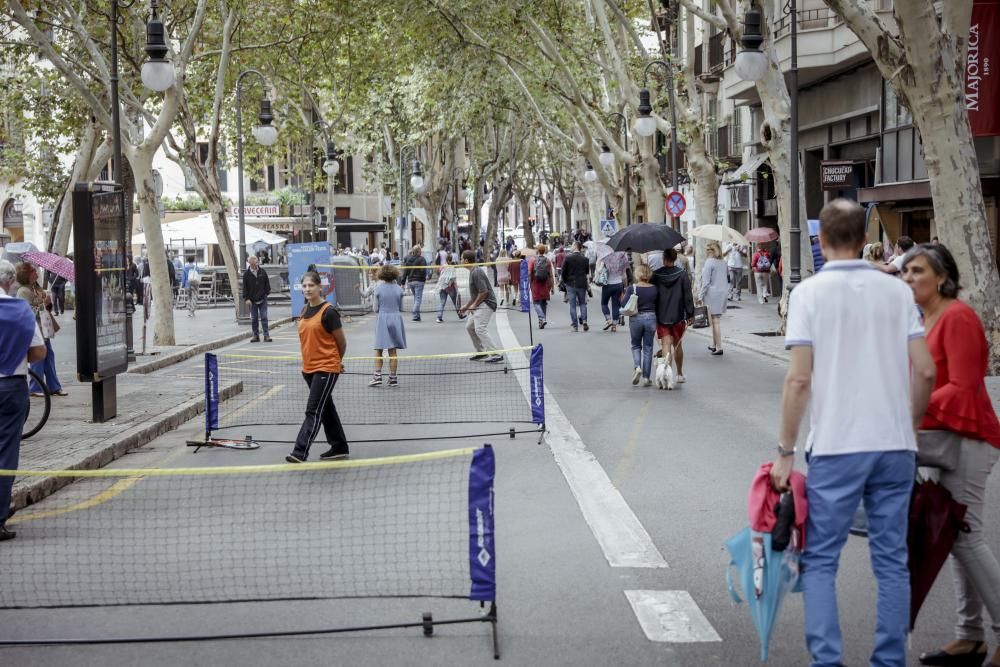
[903, 244, 1000, 667]
[527, 244, 555, 329]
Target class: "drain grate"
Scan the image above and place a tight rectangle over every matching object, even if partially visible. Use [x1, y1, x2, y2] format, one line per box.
[751, 331, 782, 337]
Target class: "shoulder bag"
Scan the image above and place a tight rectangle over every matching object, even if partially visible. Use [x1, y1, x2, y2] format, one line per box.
[620, 286, 639, 317]
[916, 430, 961, 471]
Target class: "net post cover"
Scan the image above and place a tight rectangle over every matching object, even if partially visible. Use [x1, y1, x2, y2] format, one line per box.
[468, 445, 496, 602]
[529, 345, 544, 425]
[519, 259, 530, 313]
[205, 353, 219, 432]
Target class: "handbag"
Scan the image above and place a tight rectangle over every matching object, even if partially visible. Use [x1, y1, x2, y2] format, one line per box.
[620, 287, 639, 317]
[692, 305, 710, 328]
[916, 430, 961, 471]
[594, 262, 608, 286]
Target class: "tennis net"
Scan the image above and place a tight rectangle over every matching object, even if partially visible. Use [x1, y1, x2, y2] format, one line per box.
[319, 261, 535, 315]
[0, 447, 496, 609]
[201, 345, 545, 443]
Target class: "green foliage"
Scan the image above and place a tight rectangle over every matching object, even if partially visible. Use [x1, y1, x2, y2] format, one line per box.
[162, 194, 207, 211]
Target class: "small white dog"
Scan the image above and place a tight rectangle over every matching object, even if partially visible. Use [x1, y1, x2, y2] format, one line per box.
[655, 355, 676, 390]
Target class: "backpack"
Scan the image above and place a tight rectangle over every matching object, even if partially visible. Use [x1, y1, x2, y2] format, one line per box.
[533, 255, 550, 281]
[755, 254, 771, 272]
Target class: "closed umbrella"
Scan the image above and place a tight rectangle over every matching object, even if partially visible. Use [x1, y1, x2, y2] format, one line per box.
[606, 223, 684, 253]
[690, 224, 749, 245]
[908, 479, 968, 629]
[21, 251, 74, 281]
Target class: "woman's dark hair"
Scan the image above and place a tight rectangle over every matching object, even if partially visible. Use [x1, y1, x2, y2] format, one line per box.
[300, 270, 322, 286]
[902, 243, 962, 298]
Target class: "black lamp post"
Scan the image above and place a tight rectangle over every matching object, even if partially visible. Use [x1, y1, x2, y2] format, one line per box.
[110, 0, 175, 362]
[736, 2, 800, 288]
[635, 60, 680, 227]
[398, 147, 425, 253]
[235, 70, 278, 323]
[599, 111, 631, 228]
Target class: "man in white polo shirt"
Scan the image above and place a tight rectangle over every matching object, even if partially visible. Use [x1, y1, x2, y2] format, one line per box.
[771, 199, 936, 667]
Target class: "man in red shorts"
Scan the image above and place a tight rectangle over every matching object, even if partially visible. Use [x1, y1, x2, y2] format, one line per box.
[652, 248, 695, 383]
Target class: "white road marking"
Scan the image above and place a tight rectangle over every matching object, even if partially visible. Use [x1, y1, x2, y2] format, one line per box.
[624, 590, 722, 643]
[495, 310, 668, 568]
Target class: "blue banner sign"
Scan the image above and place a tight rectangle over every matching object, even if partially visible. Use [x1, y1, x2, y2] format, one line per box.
[468, 445, 496, 602]
[205, 352, 219, 432]
[287, 242, 335, 315]
[529, 344, 545, 425]
[519, 258, 530, 313]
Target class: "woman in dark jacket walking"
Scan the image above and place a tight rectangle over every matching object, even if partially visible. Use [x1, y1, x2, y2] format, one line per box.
[528, 244, 555, 328]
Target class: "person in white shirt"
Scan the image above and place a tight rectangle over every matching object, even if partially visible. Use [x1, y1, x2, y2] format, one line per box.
[771, 200, 936, 667]
[880, 235, 914, 275]
[0, 260, 47, 542]
[723, 242, 747, 301]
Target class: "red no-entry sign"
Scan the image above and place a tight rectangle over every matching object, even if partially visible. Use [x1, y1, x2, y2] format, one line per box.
[666, 191, 686, 217]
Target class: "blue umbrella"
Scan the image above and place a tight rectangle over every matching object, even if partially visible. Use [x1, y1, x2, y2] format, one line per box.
[725, 528, 802, 662]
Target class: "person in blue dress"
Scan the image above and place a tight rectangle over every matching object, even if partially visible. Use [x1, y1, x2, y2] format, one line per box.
[370, 264, 407, 388]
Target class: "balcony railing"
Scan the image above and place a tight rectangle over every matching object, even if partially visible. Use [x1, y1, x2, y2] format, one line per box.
[773, 7, 838, 38]
[709, 32, 725, 74]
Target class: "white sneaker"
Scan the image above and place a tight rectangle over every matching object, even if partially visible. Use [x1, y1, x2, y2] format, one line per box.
[643, 378, 652, 387]
[631, 367, 641, 385]
[676, 374, 686, 384]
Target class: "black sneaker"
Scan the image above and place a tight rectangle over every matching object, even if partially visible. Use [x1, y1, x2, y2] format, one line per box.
[388, 376, 399, 387]
[485, 354, 504, 363]
[319, 448, 349, 460]
[582, 322, 589, 332]
[285, 454, 305, 463]
[263, 336, 272, 342]
[470, 354, 489, 361]
[250, 336, 260, 343]
[0, 526, 15, 542]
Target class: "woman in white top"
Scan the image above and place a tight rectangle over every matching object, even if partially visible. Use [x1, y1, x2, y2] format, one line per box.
[699, 242, 728, 356]
[598, 252, 629, 332]
[495, 249, 512, 306]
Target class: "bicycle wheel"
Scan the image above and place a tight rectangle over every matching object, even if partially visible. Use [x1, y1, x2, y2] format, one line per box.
[22, 370, 51, 439]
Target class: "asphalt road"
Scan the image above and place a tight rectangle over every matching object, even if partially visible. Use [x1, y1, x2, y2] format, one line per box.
[2, 295, 998, 666]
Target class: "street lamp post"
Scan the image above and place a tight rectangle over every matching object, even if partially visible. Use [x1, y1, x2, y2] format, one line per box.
[634, 60, 680, 227]
[235, 69, 278, 324]
[600, 111, 631, 228]
[307, 111, 339, 243]
[110, 0, 175, 361]
[736, 2, 800, 288]
[397, 146, 424, 254]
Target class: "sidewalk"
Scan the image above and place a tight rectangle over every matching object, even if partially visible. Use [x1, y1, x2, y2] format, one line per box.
[11, 302, 298, 511]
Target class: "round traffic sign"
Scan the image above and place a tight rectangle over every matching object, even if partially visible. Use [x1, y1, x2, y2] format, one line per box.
[666, 191, 686, 217]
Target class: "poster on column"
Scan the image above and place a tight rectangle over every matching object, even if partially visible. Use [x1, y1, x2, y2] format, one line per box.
[968, 0, 1000, 136]
[287, 242, 334, 316]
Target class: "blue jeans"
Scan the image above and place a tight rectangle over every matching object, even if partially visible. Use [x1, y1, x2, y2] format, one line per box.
[629, 312, 657, 379]
[533, 299, 548, 321]
[601, 283, 624, 322]
[410, 281, 425, 318]
[802, 450, 915, 667]
[567, 286, 588, 327]
[0, 377, 28, 528]
[250, 300, 269, 337]
[29, 339, 62, 394]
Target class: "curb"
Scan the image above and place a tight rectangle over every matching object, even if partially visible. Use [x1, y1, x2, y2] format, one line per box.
[127, 317, 294, 374]
[686, 327, 789, 363]
[11, 380, 243, 512]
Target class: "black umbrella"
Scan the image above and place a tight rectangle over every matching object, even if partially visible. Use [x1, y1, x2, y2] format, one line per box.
[605, 223, 684, 253]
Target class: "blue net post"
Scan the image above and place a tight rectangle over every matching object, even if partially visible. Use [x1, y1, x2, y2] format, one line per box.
[468, 445, 496, 603]
[529, 345, 544, 426]
[204, 353, 219, 439]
